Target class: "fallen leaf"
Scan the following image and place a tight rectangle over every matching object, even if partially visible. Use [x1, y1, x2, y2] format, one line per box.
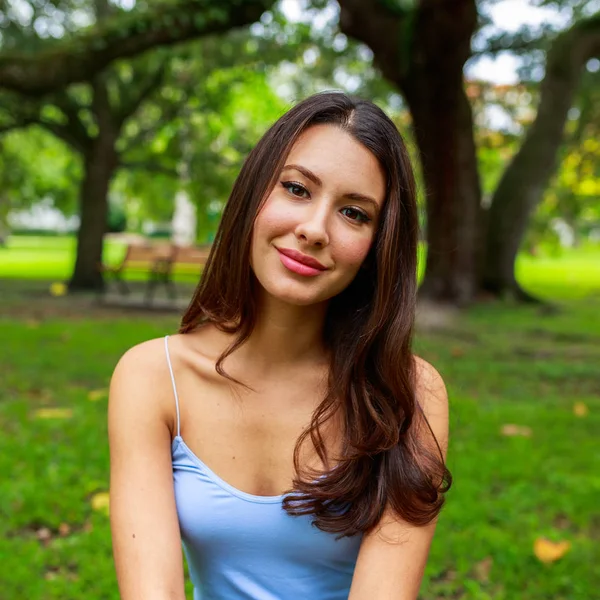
[33, 408, 73, 420]
[58, 523, 71, 537]
[50, 282, 68, 297]
[501, 424, 532, 437]
[36, 527, 52, 542]
[26, 388, 52, 401]
[472, 556, 493, 582]
[88, 389, 108, 402]
[91, 492, 110, 515]
[533, 537, 571, 563]
[553, 513, 571, 531]
[573, 402, 588, 417]
[451, 347, 464, 357]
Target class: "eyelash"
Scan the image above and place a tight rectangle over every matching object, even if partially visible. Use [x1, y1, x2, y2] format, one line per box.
[280, 181, 372, 224]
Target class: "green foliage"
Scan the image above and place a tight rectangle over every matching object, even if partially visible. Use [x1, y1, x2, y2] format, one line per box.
[2, 0, 597, 272]
[469, 69, 600, 251]
[0, 0, 402, 248]
[526, 67, 600, 251]
[106, 201, 127, 233]
[0, 127, 81, 220]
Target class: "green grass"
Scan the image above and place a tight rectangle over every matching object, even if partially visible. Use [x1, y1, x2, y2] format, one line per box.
[0, 235, 124, 280]
[516, 244, 600, 300]
[0, 235, 128, 280]
[0, 241, 599, 599]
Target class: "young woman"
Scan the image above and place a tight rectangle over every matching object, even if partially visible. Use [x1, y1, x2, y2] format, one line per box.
[109, 91, 451, 600]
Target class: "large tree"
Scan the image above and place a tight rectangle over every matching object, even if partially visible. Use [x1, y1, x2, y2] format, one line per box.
[336, 0, 600, 304]
[0, 0, 277, 290]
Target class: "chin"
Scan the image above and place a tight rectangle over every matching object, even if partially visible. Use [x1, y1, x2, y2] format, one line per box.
[262, 281, 330, 307]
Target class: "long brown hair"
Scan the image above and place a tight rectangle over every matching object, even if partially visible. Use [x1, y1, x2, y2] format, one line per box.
[180, 91, 451, 538]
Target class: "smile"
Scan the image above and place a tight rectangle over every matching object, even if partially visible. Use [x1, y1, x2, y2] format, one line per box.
[276, 248, 328, 277]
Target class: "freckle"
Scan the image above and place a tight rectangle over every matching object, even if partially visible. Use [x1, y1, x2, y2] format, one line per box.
[132, 534, 136, 539]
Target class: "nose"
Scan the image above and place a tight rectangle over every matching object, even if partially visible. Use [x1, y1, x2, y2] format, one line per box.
[294, 204, 330, 248]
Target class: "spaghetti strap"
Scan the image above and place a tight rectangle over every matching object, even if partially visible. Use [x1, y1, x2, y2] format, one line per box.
[164, 335, 181, 438]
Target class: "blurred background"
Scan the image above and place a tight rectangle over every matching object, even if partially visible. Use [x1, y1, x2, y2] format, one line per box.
[0, 0, 598, 598]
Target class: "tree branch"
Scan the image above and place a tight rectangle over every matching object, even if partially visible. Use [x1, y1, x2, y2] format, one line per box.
[114, 62, 169, 127]
[483, 12, 600, 292]
[337, 0, 406, 85]
[0, 0, 276, 96]
[47, 90, 93, 152]
[36, 118, 89, 154]
[0, 90, 92, 153]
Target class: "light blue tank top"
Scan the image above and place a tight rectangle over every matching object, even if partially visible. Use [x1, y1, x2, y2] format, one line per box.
[165, 336, 363, 600]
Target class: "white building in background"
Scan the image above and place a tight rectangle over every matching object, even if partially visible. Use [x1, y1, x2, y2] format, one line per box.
[7, 198, 79, 233]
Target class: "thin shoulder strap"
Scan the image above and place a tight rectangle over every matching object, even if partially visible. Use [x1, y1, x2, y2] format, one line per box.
[164, 335, 181, 438]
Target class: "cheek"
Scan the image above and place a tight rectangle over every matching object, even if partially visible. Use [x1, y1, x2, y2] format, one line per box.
[254, 196, 296, 238]
[334, 235, 373, 269]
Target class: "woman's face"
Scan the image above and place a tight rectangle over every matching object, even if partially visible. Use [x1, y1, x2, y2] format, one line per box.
[250, 124, 386, 306]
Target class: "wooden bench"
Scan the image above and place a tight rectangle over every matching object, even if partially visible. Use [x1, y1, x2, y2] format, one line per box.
[101, 243, 211, 304]
[101, 243, 175, 302]
[168, 245, 211, 276]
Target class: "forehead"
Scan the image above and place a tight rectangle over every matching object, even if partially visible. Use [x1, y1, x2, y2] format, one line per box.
[285, 124, 386, 204]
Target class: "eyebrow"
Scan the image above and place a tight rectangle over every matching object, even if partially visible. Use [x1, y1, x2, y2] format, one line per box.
[282, 164, 381, 213]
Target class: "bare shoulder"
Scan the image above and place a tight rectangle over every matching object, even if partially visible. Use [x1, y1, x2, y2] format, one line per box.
[109, 336, 177, 438]
[413, 355, 448, 407]
[112, 336, 172, 381]
[111, 337, 174, 401]
[412, 355, 449, 457]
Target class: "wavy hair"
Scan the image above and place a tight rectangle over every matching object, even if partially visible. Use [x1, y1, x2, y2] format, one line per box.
[180, 91, 451, 538]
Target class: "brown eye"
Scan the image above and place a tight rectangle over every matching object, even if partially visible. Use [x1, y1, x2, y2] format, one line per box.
[282, 181, 309, 198]
[341, 207, 371, 223]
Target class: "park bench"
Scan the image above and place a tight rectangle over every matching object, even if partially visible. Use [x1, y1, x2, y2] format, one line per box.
[160, 244, 212, 300]
[101, 242, 211, 305]
[168, 245, 212, 278]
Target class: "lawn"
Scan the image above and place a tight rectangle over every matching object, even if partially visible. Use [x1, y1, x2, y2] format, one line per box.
[0, 241, 598, 599]
[0, 235, 129, 280]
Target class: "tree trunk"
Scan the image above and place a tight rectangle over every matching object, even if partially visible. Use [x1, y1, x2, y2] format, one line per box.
[69, 137, 117, 291]
[404, 77, 482, 304]
[338, 0, 481, 305]
[69, 75, 118, 292]
[482, 14, 600, 298]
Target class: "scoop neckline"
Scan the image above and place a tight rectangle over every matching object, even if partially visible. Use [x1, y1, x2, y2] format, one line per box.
[172, 435, 289, 504]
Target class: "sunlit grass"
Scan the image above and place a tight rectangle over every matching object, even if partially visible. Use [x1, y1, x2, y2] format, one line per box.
[0, 236, 127, 280]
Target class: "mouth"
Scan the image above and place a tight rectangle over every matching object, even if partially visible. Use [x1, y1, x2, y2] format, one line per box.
[275, 247, 328, 277]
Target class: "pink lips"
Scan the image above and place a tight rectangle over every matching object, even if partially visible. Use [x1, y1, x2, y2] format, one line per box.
[276, 247, 327, 277]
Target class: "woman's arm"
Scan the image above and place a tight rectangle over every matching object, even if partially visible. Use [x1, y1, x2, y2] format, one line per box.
[348, 357, 449, 600]
[108, 340, 187, 600]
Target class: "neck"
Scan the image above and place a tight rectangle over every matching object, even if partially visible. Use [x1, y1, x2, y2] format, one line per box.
[233, 290, 329, 376]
